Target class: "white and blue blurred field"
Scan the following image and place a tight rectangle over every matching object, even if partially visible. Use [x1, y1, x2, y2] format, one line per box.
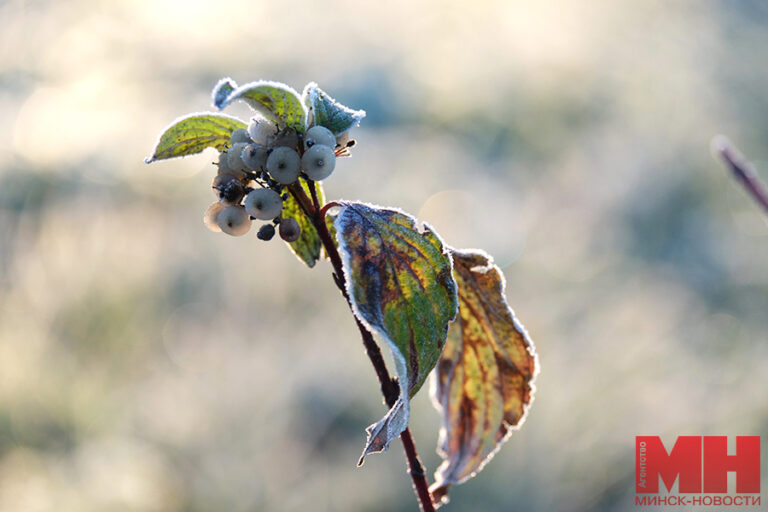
[1, 1, 767, 511]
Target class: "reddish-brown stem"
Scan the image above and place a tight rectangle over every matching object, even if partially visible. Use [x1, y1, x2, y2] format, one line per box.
[714, 136, 768, 216]
[321, 202, 339, 217]
[287, 182, 317, 217]
[291, 181, 435, 512]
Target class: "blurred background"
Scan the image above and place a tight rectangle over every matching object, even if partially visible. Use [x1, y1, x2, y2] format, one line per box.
[1, 1, 767, 510]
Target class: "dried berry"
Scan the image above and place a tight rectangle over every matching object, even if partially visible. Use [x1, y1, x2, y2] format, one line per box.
[212, 174, 245, 206]
[257, 223, 276, 241]
[279, 218, 301, 242]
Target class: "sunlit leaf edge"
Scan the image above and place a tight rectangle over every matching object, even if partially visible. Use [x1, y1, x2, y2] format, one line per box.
[301, 82, 366, 135]
[144, 111, 246, 163]
[428, 247, 539, 505]
[215, 79, 307, 132]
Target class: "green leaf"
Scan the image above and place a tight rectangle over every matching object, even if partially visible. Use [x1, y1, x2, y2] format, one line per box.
[302, 82, 366, 135]
[282, 179, 325, 268]
[214, 79, 306, 133]
[334, 202, 458, 463]
[145, 113, 246, 163]
[429, 249, 538, 507]
[211, 77, 237, 109]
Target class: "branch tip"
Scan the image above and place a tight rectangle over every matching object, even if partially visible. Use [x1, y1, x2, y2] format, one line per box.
[712, 135, 768, 216]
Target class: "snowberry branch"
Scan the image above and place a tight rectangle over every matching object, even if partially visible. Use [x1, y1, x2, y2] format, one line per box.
[288, 182, 436, 512]
[714, 136, 768, 216]
[147, 84, 461, 510]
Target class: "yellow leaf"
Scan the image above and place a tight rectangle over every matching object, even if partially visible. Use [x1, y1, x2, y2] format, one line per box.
[430, 249, 539, 506]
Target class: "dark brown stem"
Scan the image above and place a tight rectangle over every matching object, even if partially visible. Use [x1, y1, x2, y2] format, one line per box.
[713, 136, 768, 216]
[399, 427, 435, 510]
[308, 178, 322, 211]
[290, 181, 435, 512]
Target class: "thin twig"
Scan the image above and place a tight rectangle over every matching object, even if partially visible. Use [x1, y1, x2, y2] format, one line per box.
[713, 135, 768, 216]
[290, 181, 435, 512]
[319, 201, 340, 219]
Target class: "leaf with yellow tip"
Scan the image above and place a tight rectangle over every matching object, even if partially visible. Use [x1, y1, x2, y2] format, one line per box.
[145, 113, 245, 163]
[214, 79, 306, 133]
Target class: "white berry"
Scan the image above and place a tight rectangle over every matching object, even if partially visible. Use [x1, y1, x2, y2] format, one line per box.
[301, 144, 336, 181]
[203, 202, 226, 232]
[227, 142, 249, 173]
[241, 144, 268, 171]
[218, 151, 246, 179]
[248, 118, 276, 145]
[244, 188, 283, 220]
[230, 128, 251, 144]
[217, 205, 251, 236]
[266, 147, 300, 184]
[305, 125, 336, 148]
[218, 151, 232, 173]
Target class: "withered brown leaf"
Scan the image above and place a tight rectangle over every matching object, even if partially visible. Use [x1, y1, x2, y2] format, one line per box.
[430, 249, 538, 507]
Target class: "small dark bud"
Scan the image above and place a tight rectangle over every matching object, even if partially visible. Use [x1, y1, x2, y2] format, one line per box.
[257, 224, 276, 241]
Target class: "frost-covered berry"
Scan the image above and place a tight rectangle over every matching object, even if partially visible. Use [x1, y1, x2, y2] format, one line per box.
[257, 223, 276, 241]
[244, 188, 282, 220]
[217, 151, 246, 179]
[301, 144, 336, 181]
[241, 144, 268, 171]
[266, 147, 300, 184]
[230, 128, 251, 144]
[279, 218, 301, 242]
[212, 174, 245, 206]
[203, 202, 226, 232]
[218, 151, 232, 173]
[227, 142, 249, 173]
[305, 125, 335, 148]
[217, 205, 251, 236]
[248, 118, 276, 145]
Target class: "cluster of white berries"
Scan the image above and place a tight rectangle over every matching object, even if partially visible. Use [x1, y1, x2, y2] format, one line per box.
[204, 119, 353, 240]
